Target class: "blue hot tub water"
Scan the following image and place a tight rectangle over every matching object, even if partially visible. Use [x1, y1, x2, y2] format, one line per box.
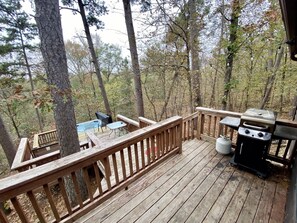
[77, 120, 101, 132]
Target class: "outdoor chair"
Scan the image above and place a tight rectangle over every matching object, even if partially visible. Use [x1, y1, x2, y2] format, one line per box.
[95, 112, 113, 132]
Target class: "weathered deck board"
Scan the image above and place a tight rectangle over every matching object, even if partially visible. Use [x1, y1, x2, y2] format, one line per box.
[76, 139, 289, 223]
[78, 139, 202, 223]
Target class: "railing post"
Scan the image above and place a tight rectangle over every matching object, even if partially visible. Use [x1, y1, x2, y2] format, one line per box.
[197, 110, 202, 140]
[177, 118, 183, 154]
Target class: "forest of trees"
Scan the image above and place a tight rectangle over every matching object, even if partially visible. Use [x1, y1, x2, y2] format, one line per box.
[0, 0, 296, 170]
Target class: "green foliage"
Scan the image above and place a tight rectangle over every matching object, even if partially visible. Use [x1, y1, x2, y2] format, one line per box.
[0, 0, 296, 147]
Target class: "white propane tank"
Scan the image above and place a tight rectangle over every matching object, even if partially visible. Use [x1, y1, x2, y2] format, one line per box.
[216, 135, 231, 155]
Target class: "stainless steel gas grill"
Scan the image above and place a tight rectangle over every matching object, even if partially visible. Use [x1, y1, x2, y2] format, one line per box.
[230, 108, 277, 178]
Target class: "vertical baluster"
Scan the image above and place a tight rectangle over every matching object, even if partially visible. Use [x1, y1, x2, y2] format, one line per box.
[103, 157, 112, 190]
[275, 139, 282, 156]
[27, 191, 46, 222]
[183, 122, 186, 141]
[43, 184, 61, 221]
[134, 144, 140, 172]
[0, 207, 8, 223]
[191, 118, 195, 139]
[224, 125, 228, 136]
[120, 150, 127, 180]
[170, 127, 174, 150]
[213, 116, 217, 137]
[127, 146, 134, 176]
[93, 163, 103, 196]
[172, 126, 177, 148]
[151, 136, 156, 162]
[197, 112, 203, 139]
[70, 172, 83, 208]
[160, 132, 164, 156]
[207, 115, 211, 136]
[140, 140, 145, 169]
[218, 117, 223, 137]
[162, 130, 166, 154]
[177, 121, 183, 154]
[186, 120, 189, 140]
[146, 138, 151, 165]
[283, 140, 291, 160]
[82, 168, 94, 201]
[160, 131, 164, 156]
[112, 154, 120, 185]
[165, 129, 169, 153]
[58, 177, 73, 215]
[156, 134, 160, 159]
[230, 129, 234, 141]
[11, 197, 29, 223]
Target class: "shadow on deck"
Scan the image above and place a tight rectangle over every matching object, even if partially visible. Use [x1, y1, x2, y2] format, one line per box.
[77, 139, 289, 223]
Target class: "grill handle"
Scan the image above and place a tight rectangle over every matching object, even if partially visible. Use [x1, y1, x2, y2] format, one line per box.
[242, 122, 268, 131]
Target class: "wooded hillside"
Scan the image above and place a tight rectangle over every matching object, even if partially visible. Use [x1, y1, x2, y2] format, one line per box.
[0, 0, 296, 171]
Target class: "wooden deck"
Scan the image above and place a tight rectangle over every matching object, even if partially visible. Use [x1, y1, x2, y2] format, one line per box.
[76, 139, 289, 223]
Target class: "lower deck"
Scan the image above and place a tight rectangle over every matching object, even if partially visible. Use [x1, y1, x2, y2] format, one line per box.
[77, 139, 289, 223]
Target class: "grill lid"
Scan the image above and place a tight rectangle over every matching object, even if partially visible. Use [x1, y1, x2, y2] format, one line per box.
[241, 108, 277, 125]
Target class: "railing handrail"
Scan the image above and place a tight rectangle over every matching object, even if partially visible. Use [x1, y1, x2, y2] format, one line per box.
[11, 150, 61, 172]
[276, 119, 297, 128]
[11, 138, 32, 170]
[183, 112, 198, 121]
[196, 107, 242, 117]
[36, 129, 57, 136]
[139, 116, 157, 128]
[116, 114, 140, 132]
[33, 129, 58, 149]
[0, 116, 182, 201]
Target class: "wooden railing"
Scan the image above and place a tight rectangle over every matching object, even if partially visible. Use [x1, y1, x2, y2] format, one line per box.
[11, 138, 60, 172]
[268, 119, 297, 167]
[32, 129, 59, 157]
[196, 107, 241, 146]
[116, 114, 140, 132]
[139, 116, 157, 128]
[11, 139, 34, 171]
[195, 107, 297, 167]
[0, 116, 182, 223]
[182, 112, 198, 141]
[11, 139, 89, 172]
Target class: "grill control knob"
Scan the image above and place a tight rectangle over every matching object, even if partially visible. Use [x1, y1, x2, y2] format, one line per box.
[258, 132, 264, 137]
[245, 129, 250, 134]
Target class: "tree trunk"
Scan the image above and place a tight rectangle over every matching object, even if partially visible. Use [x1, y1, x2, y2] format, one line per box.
[260, 44, 284, 109]
[122, 0, 145, 117]
[222, 0, 241, 110]
[0, 114, 16, 167]
[19, 31, 44, 132]
[210, 2, 225, 108]
[280, 50, 287, 115]
[77, 0, 111, 116]
[159, 71, 179, 120]
[245, 48, 254, 110]
[90, 72, 97, 99]
[189, 0, 202, 107]
[34, 0, 88, 205]
[186, 51, 194, 113]
[5, 101, 21, 139]
[143, 80, 158, 121]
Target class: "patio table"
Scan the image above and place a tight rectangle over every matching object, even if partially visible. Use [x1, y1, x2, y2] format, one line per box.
[107, 121, 127, 136]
